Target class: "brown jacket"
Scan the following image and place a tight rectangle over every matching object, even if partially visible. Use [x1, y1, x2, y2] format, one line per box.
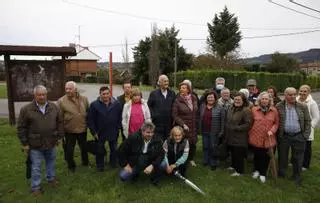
[172, 94, 198, 145]
[17, 101, 64, 149]
[57, 93, 89, 133]
[226, 106, 253, 148]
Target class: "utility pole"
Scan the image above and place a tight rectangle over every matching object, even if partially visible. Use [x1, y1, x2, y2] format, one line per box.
[78, 25, 81, 45]
[174, 39, 177, 89]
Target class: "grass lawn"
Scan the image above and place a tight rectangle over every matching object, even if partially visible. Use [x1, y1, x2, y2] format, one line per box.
[0, 119, 320, 203]
[0, 83, 7, 99]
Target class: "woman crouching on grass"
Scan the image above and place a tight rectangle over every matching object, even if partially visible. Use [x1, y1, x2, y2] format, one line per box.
[161, 126, 189, 176]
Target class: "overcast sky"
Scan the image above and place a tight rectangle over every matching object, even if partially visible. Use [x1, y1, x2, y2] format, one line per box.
[1, 0, 320, 62]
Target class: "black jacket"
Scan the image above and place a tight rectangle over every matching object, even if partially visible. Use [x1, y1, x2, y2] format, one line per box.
[147, 89, 176, 136]
[167, 138, 188, 164]
[118, 131, 164, 167]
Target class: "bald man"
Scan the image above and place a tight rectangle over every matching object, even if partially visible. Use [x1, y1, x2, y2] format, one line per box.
[147, 75, 176, 140]
[276, 87, 311, 186]
[57, 81, 89, 173]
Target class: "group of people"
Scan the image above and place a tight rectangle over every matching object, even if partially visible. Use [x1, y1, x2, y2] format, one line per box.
[17, 75, 319, 197]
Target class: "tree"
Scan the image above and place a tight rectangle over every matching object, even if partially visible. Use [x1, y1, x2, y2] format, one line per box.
[132, 25, 193, 85]
[207, 6, 242, 66]
[266, 52, 299, 73]
[148, 23, 160, 88]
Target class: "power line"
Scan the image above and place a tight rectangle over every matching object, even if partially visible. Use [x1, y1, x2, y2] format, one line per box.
[63, 0, 320, 31]
[88, 43, 138, 48]
[182, 29, 320, 41]
[268, 0, 320, 20]
[289, 0, 320, 14]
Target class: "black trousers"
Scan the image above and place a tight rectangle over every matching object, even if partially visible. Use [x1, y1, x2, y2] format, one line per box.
[187, 143, 197, 161]
[65, 132, 88, 169]
[278, 133, 305, 177]
[303, 141, 312, 168]
[253, 147, 270, 176]
[230, 146, 247, 174]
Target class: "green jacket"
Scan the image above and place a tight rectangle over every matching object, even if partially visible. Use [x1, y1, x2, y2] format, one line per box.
[17, 101, 64, 149]
[276, 100, 311, 140]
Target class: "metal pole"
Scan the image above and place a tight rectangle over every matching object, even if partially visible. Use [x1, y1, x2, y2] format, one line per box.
[109, 52, 113, 96]
[174, 40, 177, 89]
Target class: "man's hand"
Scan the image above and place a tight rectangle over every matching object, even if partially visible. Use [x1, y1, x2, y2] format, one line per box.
[124, 164, 132, 173]
[144, 164, 154, 175]
[22, 145, 30, 153]
[267, 131, 273, 137]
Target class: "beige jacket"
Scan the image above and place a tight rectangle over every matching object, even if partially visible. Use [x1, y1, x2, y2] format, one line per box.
[57, 93, 89, 133]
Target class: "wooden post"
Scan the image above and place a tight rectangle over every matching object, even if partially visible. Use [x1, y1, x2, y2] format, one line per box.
[109, 52, 113, 96]
[61, 56, 66, 94]
[4, 54, 16, 125]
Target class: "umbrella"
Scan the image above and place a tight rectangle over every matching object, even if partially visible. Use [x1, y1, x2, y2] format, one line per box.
[25, 152, 32, 179]
[174, 171, 205, 195]
[267, 135, 278, 185]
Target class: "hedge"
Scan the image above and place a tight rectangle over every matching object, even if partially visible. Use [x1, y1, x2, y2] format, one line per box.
[170, 70, 320, 92]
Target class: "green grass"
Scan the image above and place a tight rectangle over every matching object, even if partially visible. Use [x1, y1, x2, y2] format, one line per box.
[0, 83, 7, 99]
[1, 120, 320, 203]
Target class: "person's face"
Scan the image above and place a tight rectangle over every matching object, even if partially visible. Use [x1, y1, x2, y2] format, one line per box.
[34, 90, 47, 105]
[206, 94, 215, 105]
[65, 84, 76, 97]
[123, 83, 132, 95]
[247, 85, 255, 94]
[233, 96, 244, 107]
[159, 77, 169, 89]
[132, 95, 141, 103]
[221, 91, 230, 100]
[267, 89, 274, 97]
[173, 131, 183, 143]
[180, 85, 189, 96]
[142, 128, 154, 141]
[285, 90, 296, 104]
[260, 94, 270, 106]
[299, 87, 309, 100]
[100, 89, 111, 102]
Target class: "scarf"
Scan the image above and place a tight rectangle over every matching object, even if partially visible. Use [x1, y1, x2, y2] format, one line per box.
[183, 94, 193, 110]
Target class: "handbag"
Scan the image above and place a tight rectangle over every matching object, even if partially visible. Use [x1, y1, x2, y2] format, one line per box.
[86, 140, 107, 156]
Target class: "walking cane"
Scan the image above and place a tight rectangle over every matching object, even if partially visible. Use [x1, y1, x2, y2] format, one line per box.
[267, 135, 278, 187]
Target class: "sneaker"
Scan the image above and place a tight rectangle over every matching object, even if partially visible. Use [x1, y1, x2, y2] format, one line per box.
[252, 171, 259, 179]
[231, 172, 241, 176]
[190, 160, 197, 167]
[227, 167, 234, 171]
[302, 167, 307, 171]
[31, 189, 42, 197]
[259, 175, 266, 183]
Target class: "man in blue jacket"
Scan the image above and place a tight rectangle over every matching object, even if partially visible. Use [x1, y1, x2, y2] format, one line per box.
[87, 86, 122, 171]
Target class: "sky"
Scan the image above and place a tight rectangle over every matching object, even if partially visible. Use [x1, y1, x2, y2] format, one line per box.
[1, 0, 320, 62]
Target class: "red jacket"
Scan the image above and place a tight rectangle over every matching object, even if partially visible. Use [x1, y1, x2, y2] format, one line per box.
[249, 106, 279, 148]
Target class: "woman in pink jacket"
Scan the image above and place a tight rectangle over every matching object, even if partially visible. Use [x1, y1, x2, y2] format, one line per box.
[249, 91, 279, 183]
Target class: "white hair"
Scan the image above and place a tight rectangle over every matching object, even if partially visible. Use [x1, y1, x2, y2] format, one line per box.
[65, 81, 77, 89]
[239, 88, 249, 98]
[215, 77, 225, 83]
[221, 87, 230, 93]
[284, 87, 296, 94]
[33, 85, 47, 94]
[157, 75, 168, 86]
[182, 79, 192, 88]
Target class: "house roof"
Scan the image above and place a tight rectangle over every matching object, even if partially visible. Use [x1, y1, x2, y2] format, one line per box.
[52, 44, 101, 61]
[0, 45, 76, 56]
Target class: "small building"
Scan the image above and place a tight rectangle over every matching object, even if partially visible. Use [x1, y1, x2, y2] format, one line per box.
[300, 61, 320, 75]
[54, 44, 101, 81]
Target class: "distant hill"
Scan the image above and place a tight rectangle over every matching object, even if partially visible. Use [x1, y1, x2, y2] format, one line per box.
[245, 49, 320, 64]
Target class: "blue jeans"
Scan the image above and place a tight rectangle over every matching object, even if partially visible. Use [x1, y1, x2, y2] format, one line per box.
[202, 132, 217, 166]
[30, 148, 56, 191]
[119, 167, 139, 181]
